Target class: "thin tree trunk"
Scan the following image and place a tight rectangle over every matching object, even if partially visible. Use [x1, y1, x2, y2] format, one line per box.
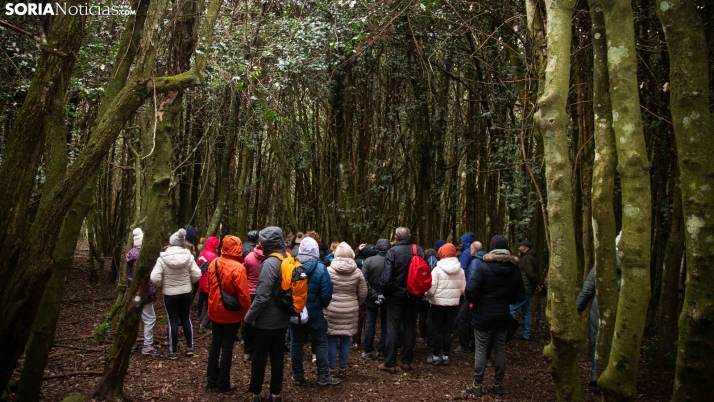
[656, 1, 714, 400]
[598, 0, 653, 400]
[535, 0, 584, 400]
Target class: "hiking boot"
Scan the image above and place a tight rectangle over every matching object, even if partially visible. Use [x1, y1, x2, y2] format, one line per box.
[401, 363, 412, 372]
[465, 383, 483, 397]
[361, 351, 373, 360]
[131, 343, 141, 353]
[252, 394, 262, 402]
[441, 357, 450, 366]
[141, 347, 162, 357]
[317, 374, 342, 386]
[377, 351, 385, 359]
[270, 394, 281, 402]
[293, 374, 305, 386]
[490, 382, 504, 395]
[216, 383, 238, 393]
[337, 368, 347, 378]
[186, 347, 194, 356]
[453, 345, 472, 354]
[244, 353, 253, 362]
[377, 363, 396, 373]
[163, 352, 178, 360]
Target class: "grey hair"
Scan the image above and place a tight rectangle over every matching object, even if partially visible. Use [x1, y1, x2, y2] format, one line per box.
[471, 241, 483, 253]
[395, 227, 410, 240]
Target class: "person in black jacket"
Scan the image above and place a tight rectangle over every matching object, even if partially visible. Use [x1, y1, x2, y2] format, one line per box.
[360, 239, 390, 359]
[376, 227, 424, 373]
[242, 230, 259, 259]
[464, 235, 526, 397]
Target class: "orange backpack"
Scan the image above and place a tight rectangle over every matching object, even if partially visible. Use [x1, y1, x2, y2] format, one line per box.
[269, 253, 308, 315]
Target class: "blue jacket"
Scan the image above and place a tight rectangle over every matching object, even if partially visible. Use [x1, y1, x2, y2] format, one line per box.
[467, 250, 486, 280]
[458, 232, 475, 274]
[302, 257, 333, 320]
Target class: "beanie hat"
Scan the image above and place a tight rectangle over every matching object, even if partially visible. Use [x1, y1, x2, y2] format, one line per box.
[438, 243, 457, 259]
[434, 239, 447, 252]
[170, 228, 186, 247]
[335, 242, 355, 259]
[518, 240, 533, 249]
[299, 237, 320, 259]
[132, 228, 144, 247]
[490, 235, 508, 251]
[182, 225, 196, 243]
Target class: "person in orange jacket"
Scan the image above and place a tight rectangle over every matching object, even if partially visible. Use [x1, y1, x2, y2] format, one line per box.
[206, 235, 251, 393]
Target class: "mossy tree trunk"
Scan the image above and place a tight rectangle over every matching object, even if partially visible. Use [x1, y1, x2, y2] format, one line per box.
[0, 0, 223, 392]
[586, 0, 620, 378]
[535, 0, 584, 400]
[656, 0, 714, 399]
[598, 0, 652, 400]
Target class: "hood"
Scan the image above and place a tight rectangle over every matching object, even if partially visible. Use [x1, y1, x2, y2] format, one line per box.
[483, 251, 519, 276]
[298, 237, 320, 259]
[474, 250, 485, 260]
[160, 246, 194, 269]
[334, 242, 355, 259]
[251, 244, 266, 261]
[460, 232, 475, 250]
[361, 244, 379, 259]
[437, 257, 462, 275]
[247, 230, 259, 242]
[330, 256, 358, 274]
[259, 226, 286, 253]
[221, 235, 243, 259]
[204, 236, 220, 253]
[375, 239, 391, 255]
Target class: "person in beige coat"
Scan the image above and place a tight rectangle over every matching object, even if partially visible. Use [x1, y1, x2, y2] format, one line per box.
[425, 243, 465, 366]
[324, 242, 367, 376]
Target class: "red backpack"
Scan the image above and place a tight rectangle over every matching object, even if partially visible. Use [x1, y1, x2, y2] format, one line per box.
[406, 244, 432, 296]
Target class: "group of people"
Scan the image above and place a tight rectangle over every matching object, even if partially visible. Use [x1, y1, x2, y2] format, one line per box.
[126, 224, 541, 400]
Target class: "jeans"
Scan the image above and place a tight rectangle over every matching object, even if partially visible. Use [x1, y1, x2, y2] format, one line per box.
[164, 293, 193, 353]
[290, 316, 329, 377]
[249, 327, 288, 396]
[141, 303, 156, 347]
[430, 305, 458, 356]
[198, 291, 210, 327]
[327, 335, 351, 369]
[383, 300, 418, 367]
[363, 305, 387, 354]
[243, 294, 256, 354]
[207, 321, 239, 390]
[456, 297, 473, 348]
[473, 328, 507, 384]
[510, 293, 532, 338]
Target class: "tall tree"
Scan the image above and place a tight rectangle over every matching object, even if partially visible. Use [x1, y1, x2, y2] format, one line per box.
[656, 0, 714, 400]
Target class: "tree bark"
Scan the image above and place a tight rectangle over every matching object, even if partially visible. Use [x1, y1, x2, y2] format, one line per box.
[586, 0, 620, 378]
[534, 0, 584, 400]
[598, 0, 653, 400]
[656, 1, 714, 400]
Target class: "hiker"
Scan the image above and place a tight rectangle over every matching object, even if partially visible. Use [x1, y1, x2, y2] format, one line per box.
[150, 228, 202, 359]
[126, 228, 161, 356]
[376, 227, 424, 373]
[425, 243, 465, 366]
[464, 235, 526, 397]
[290, 231, 304, 257]
[325, 242, 368, 378]
[245, 226, 292, 402]
[455, 241, 485, 353]
[243, 230, 259, 259]
[206, 235, 251, 393]
[458, 232, 475, 279]
[352, 243, 377, 349]
[197, 236, 220, 334]
[510, 240, 538, 340]
[182, 224, 197, 257]
[290, 237, 341, 386]
[242, 237, 266, 362]
[360, 239, 390, 360]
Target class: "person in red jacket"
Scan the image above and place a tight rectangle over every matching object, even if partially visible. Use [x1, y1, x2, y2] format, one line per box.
[206, 235, 251, 393]
[197, 236, 220, 334]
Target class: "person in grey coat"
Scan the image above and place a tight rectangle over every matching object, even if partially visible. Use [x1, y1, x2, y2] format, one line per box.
[245, 227, 291, 402]
[360, 238, 390, 359]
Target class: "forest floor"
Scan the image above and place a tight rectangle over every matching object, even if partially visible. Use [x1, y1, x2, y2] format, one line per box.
[14, 246, 674, 401]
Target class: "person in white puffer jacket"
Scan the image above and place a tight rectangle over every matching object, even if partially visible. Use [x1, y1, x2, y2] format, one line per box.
[151, 228, 202, 359]
[425, 243, 465, 367]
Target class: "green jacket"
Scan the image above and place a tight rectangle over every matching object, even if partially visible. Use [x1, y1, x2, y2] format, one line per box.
[518, 249, 538, 294]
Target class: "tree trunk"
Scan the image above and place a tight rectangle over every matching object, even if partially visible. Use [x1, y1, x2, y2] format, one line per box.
[586, 0, 620, 378]
[598, 0, 653, 400]
[656, 1, 714, 400]
[535, 0, 584, 400]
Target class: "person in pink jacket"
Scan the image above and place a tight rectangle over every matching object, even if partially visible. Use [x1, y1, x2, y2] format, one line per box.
[241, 243, 265, 362]
[197, 236, 220, 334]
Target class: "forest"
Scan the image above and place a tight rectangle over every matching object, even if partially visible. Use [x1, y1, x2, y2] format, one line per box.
[0, 0, 712, 400]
